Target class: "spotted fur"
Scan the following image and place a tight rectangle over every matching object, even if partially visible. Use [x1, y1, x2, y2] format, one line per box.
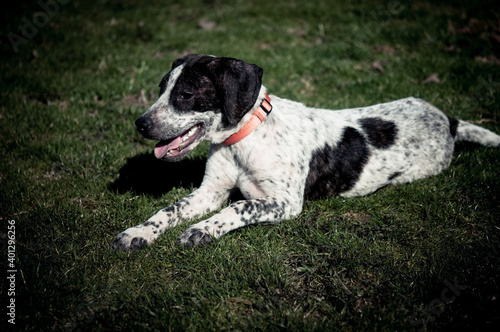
[112, 54, 500, 252]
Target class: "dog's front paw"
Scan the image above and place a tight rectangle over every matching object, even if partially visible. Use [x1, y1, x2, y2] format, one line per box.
[111, 226, 156, 252]
[177, 227, 212, 248]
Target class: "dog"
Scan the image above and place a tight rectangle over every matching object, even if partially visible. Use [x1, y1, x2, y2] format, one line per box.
[112, 54, 500, 252]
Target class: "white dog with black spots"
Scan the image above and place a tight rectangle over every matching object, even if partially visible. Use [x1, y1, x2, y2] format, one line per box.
[112, 54, 500, 251]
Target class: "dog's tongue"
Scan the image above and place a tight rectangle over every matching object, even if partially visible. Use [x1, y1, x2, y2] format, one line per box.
[154, 137, 181, 159]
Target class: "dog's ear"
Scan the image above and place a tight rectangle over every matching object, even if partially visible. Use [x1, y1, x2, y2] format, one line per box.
[206, 57, 263, 125]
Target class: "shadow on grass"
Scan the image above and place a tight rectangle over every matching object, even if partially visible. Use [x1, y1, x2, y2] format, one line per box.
[453, 141, 488, 153]
[109, 153, 206, 197]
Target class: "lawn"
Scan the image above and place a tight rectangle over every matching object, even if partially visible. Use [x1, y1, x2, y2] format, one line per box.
[1, 0, 499, 330]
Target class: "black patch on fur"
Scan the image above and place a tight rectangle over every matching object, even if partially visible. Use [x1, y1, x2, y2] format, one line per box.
[130, 237, 147, 250]
[305, 127, 370, 199]
[158, 55, 199, 96]
[232, 199, 283, 225]
[447, 116, 459, 138]
[359, 117, 398, 149]
[177, 228, 212, 248]
[169, 55, 222, 114]
[112, 235, 147, 252]
[162, 54, 263, 126]
[388, 172, 401, 181]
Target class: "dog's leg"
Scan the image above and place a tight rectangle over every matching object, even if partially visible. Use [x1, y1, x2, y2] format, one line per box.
[177, 197, 301, 247]
[112, 187, 229, 252]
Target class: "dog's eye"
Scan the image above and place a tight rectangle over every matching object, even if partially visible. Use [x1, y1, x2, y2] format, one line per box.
[180, 92, 194, 100]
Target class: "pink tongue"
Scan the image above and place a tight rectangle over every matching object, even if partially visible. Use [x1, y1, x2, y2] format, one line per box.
[154, 137, 181, 159]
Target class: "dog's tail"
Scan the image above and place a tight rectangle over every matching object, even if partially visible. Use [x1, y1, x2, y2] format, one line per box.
[451, 118, 500, 147]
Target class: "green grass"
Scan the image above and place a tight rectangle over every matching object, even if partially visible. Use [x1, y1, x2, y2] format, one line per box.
[1, 0, 499, 330]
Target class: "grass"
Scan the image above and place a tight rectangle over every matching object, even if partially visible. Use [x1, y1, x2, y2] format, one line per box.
[1, 0, 499, 330]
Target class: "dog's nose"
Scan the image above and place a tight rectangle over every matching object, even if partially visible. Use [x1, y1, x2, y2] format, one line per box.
[135, 116, 152, 135]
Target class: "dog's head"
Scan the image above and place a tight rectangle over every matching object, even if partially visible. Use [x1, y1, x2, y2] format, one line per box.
[135, 54, 264, 161]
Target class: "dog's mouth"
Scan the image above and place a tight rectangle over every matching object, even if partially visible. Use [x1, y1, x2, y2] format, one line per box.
[154, 123, 204, 161]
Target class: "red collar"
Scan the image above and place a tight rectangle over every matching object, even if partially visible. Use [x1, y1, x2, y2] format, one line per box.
[222, 94, 272, 145]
